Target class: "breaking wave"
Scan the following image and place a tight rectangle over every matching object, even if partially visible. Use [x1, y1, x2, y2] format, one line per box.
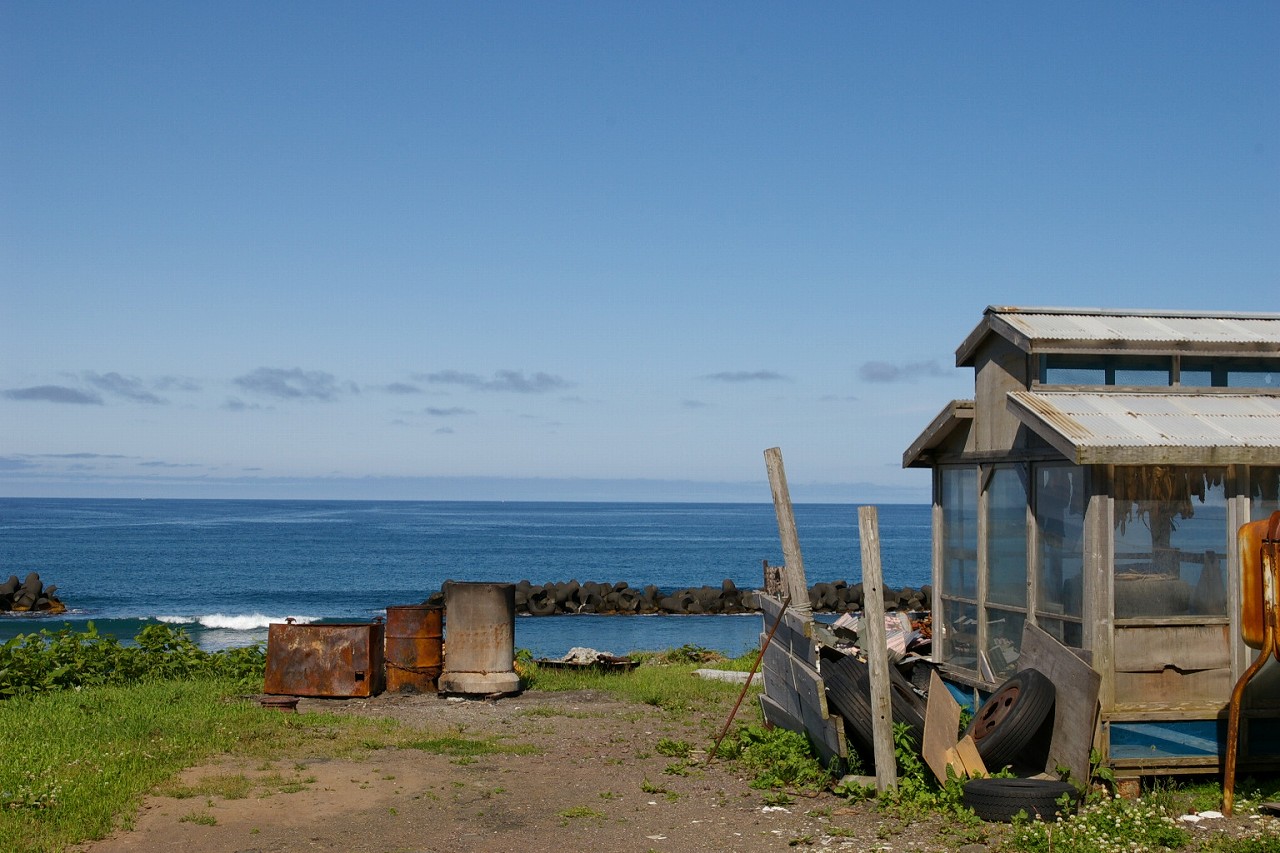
[156, 613, 319, 631]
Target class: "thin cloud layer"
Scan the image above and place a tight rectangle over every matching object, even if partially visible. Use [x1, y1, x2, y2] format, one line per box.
[701, 371, 787, 383]
[84, 371, 166, 404]
[233, 368, 349, 400]
[859, 360, 947, 383]
[383, 382, 423, 395]
[2, 385, 103, 404]
[425, 407, 476, 417]
[417, 370, 571, 393]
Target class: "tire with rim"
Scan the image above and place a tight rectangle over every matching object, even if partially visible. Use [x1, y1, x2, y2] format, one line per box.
[961, 778, 1078, 822]
[965, 668, 1056, 773]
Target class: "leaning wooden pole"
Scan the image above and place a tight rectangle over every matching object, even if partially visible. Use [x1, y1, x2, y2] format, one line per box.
[764, 447, 812, 618]
[859, 505, 898, 791]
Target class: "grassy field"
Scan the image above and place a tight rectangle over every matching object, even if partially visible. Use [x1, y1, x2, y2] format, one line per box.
[0, 644, 764, 853]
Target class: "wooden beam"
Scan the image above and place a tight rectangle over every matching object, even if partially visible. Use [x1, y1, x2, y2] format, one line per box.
[764, 447, 812, 618]
[859, 505, 897, 791]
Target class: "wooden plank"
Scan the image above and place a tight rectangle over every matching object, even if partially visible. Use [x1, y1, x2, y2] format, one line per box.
[1019, 621, 1102, 785]
[954, 735, 987, 777]
[923, 669, 962, 784]
[759, 640, 845, 765]
[1113, 668, 1233, 705]
[757, 592, 818, 667]
[760, 692, 802, 728]
[859, 505, 897, 791]
[764, 447, 812, 618]
[1113, 625, 1230, 672]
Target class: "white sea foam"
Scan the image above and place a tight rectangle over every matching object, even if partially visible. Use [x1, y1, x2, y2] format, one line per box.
[156, 613, 318, 631]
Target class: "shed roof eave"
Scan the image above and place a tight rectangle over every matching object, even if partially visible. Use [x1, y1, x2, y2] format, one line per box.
[1006, 390, 1280, 467]
[903, 400, 974, 469]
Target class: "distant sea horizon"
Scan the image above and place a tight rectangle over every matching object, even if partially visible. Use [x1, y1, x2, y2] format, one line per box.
[0, 472, 930, 505]
[0, 498, 932, 657]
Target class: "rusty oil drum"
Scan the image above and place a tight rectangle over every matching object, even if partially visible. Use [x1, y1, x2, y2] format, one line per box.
[384, 604, 445, 693]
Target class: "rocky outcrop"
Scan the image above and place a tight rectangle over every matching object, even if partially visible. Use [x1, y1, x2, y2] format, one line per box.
[0, 572, 67, 614]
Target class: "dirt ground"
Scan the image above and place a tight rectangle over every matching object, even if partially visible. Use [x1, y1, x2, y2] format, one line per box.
[78, 688, 1277, 853]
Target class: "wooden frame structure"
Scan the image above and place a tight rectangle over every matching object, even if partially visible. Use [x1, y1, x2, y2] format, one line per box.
[904, 306, 1280, 776]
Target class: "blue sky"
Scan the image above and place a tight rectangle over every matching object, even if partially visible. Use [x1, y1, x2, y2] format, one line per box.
[2, 3, 1277, 502]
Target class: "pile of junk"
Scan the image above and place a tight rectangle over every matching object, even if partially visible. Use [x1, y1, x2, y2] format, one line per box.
[756, 591, 1098, 824]
[260, 581, 523, 709]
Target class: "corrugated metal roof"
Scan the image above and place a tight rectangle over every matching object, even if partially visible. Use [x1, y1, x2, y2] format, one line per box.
[998, 310, 1280, 346]
[1006, 390, 1280, 465]
[957, 306, 1280, 364]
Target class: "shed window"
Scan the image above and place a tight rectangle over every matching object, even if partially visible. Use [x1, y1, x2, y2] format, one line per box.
[1040, 355, 1171, 387]
[940, 466, 979, 669]
[987, 467, 1028, 608]
[1113, 466, 1228, 619]
[1036, 465, 1085, 644]
[1251, 467, 1280, 521]
[941, 467, 978, 600]
[1181, 357, 1280, 388]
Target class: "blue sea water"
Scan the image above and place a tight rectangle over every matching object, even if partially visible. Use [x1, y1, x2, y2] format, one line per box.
[0, 499, 931, 657]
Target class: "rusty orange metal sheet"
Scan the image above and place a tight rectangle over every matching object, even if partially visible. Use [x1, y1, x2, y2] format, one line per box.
[264, 621, 385, 697]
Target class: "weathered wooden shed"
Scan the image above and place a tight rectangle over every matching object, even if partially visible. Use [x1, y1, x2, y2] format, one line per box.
[904, 306, 1280, 776]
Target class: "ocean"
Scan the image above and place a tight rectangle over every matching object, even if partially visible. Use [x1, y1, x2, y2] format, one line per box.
[0, 499, 931, 657]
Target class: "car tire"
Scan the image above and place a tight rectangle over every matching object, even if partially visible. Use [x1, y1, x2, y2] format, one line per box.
[962, 778, 1078, 822]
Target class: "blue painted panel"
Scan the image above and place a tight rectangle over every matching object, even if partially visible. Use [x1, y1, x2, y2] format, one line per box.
[1109, 720, 1223, 760]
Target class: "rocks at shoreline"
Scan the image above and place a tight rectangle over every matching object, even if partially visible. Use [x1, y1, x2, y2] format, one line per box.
[0, 572, 67, 614]
[421, 579, 931, 616]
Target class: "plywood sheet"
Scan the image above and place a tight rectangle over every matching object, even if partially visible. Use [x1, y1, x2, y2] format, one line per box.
[1019, 622, 1101, 785]
[923, 669, 962, 784]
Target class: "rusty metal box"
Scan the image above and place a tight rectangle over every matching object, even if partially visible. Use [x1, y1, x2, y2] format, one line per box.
[264, 621, 385, 697]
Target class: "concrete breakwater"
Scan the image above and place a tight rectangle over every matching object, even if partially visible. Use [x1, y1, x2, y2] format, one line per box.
[0, 572, 67, 614]
[423, 579, 931, 616]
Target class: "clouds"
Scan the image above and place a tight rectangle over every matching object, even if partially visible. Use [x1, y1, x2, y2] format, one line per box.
[2, 385, 103, 404]
[858, 360, 948, 383]
[701, 370, 788, 383]
[233, 367, 353, 400]
[3, 371, 203, 405]
[84, 371, 166, 404]
[415, 370, 572, 394]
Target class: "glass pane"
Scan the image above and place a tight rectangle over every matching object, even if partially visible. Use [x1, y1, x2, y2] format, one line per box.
[985, 609, 1026, 679]
[1044, 367, 1105, 385]
[1228, 367, 1278, 388]
[1113, 467, 1228, 618]
[1036, 465, 1085, 619]
[1036, 618, 1083, 649]
[1113, 367, 1170, 386]
[1178, 369, 1213, 388]
[1252, 467, 1280, 521]
[987, 467, 1028, 607]
[941, 467, 978, 599]
[941, 598, 978, 670]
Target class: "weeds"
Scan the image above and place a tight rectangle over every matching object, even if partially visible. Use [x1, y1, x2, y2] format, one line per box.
[715, 724, 832, 793]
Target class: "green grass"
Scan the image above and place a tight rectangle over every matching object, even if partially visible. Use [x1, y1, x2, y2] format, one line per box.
[0, 678, 480, 853]
[0, 641, 762, 853]
[0, 679, 289, 851]
[522, 652, 761, 715]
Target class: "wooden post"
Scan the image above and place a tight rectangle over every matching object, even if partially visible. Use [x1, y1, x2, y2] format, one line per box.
[859, 505, 897, 791]
[764, 447, 812, 617]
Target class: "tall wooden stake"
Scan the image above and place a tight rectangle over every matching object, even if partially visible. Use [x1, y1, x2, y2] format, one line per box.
[859, 505, 897, 791]
[764, 447, 812, 617]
